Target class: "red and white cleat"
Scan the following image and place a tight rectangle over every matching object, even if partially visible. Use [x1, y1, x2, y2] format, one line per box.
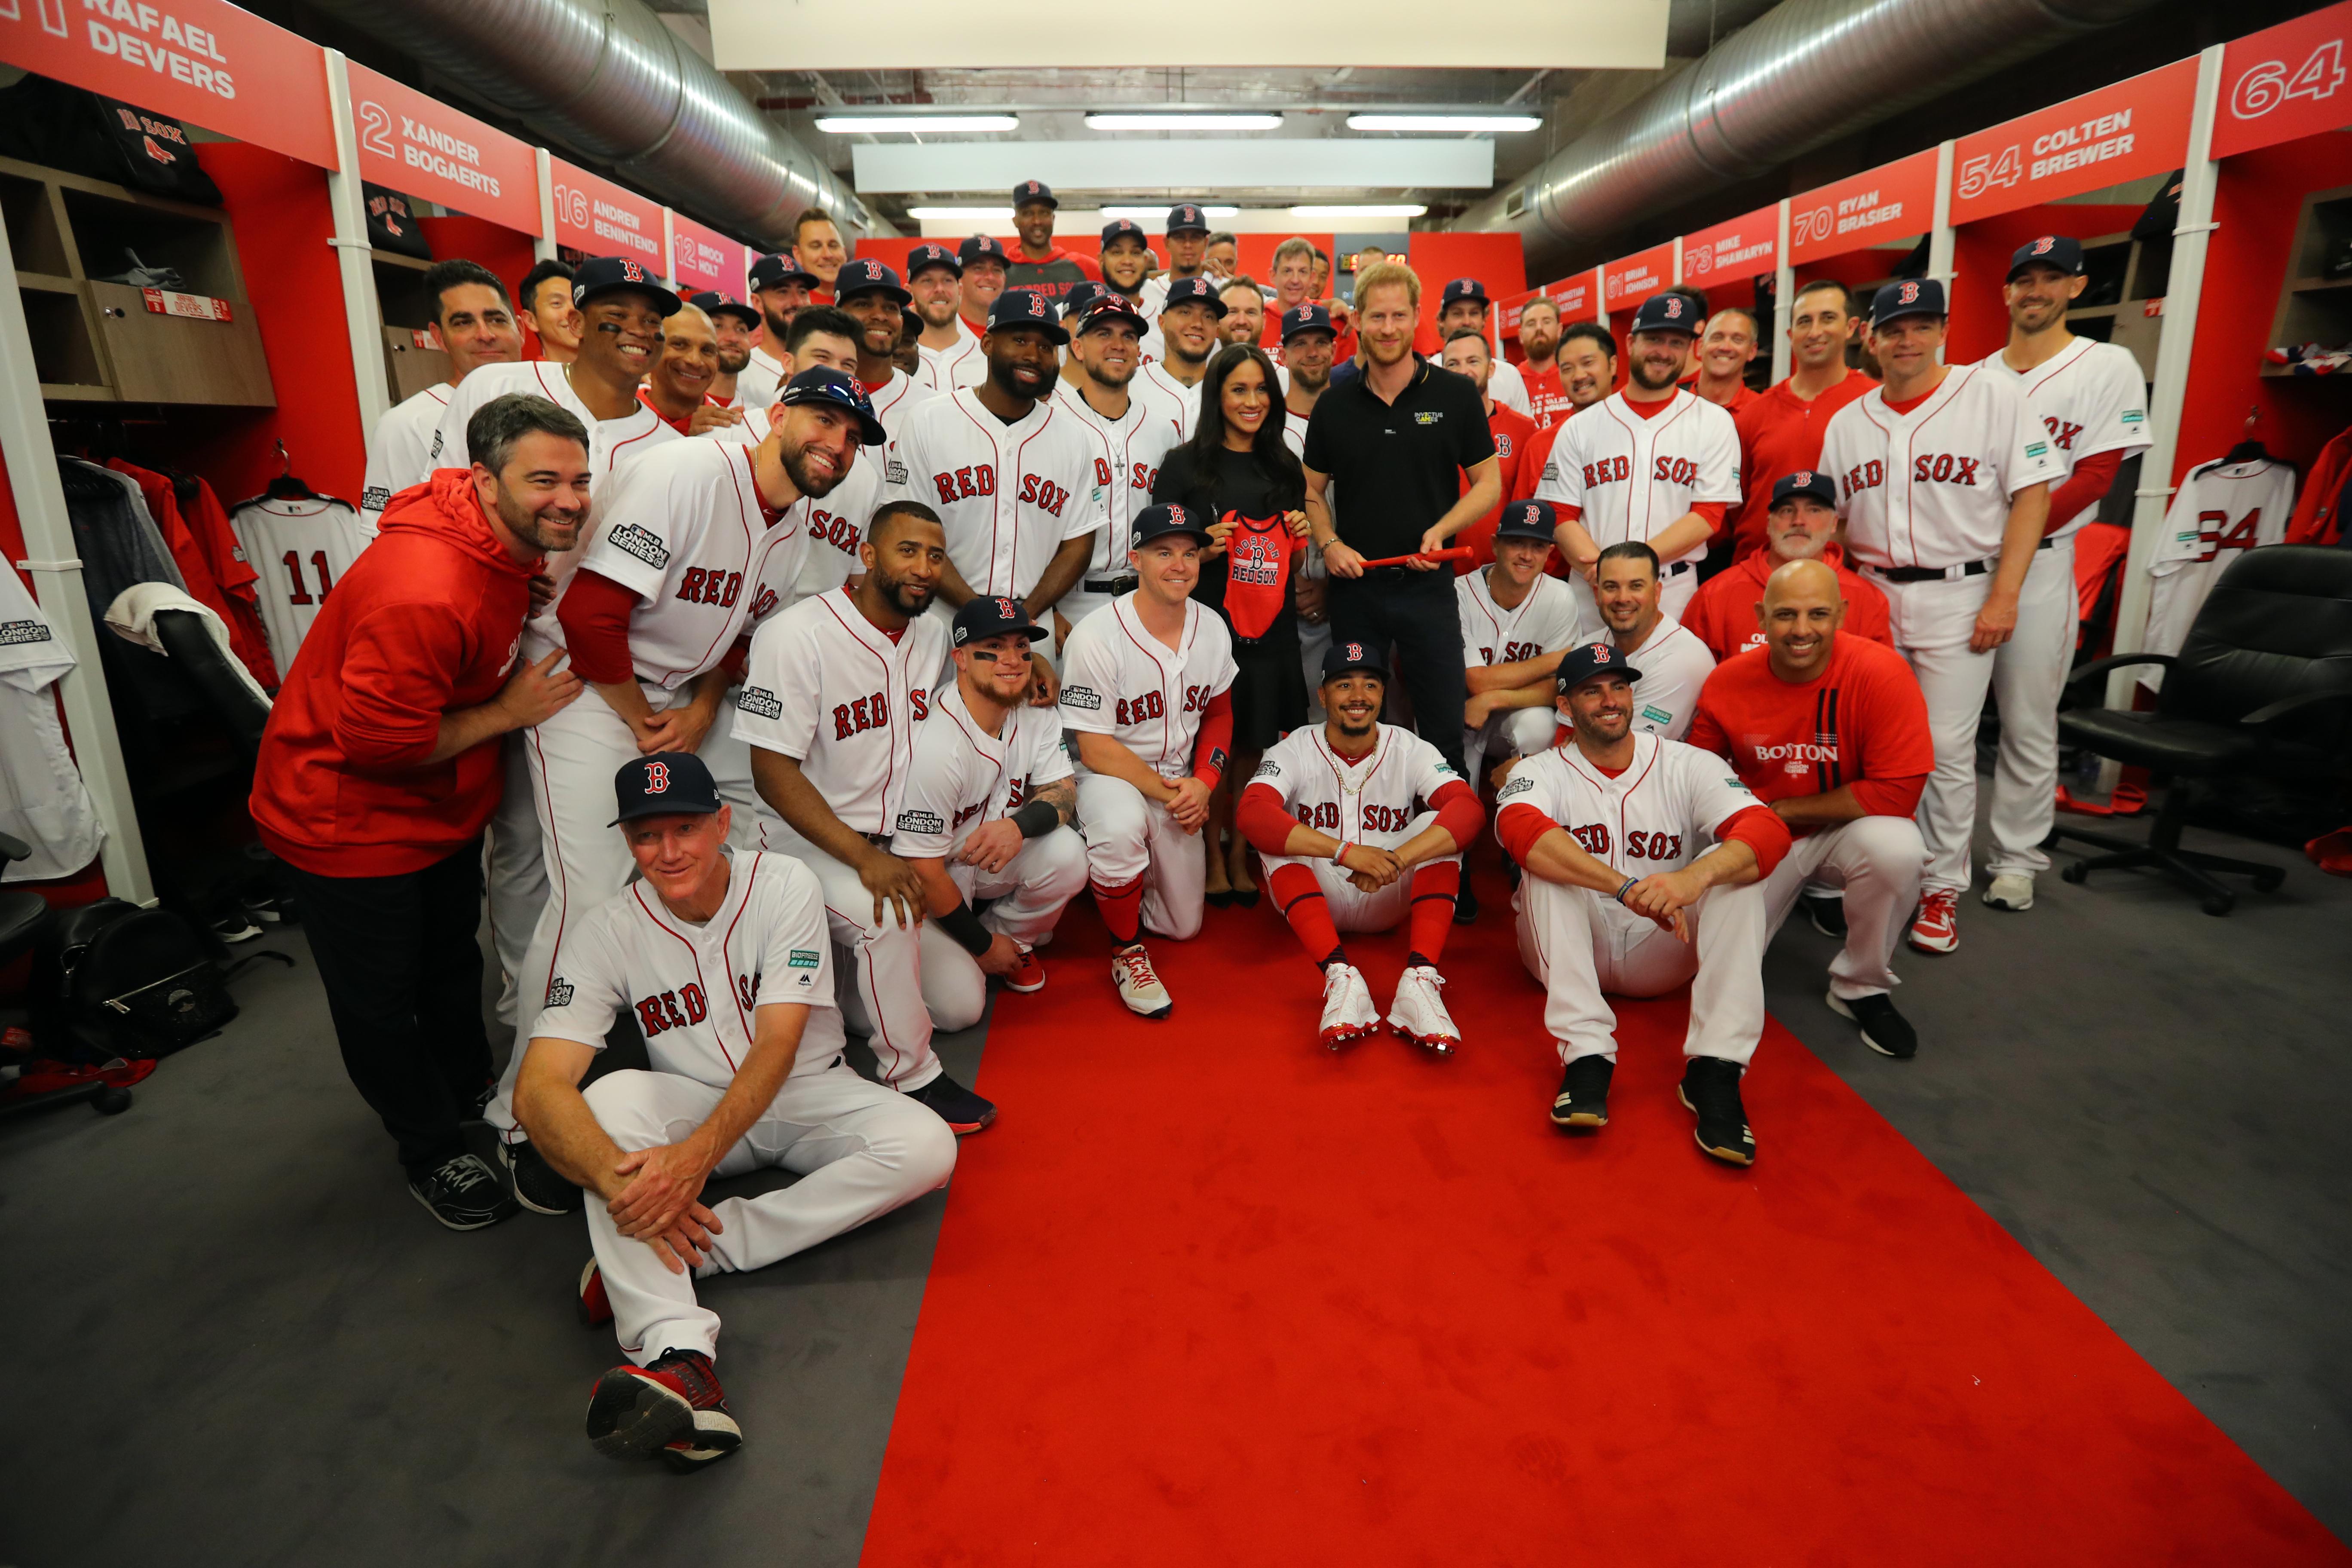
[1908, 888, 1960, 954]
[1317, 962, 1381, 1049]
[1001, 945, 1045, 994]
[1386, 965, 1460, 1056]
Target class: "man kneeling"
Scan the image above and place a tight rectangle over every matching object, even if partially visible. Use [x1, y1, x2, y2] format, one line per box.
[1238, 640, 1485, 1052]
[1498, 643, 1790, 1165]
[515, 753, 956, 1471]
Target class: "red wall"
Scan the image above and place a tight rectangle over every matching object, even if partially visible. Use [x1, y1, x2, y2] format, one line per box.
[421, 215, 539, 304]
[1947, 204, 2140, 363]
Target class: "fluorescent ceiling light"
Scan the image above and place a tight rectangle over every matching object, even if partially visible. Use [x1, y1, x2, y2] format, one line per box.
[1084, 112, 1283, 132]
[816, 115, 1020, 134]
[1289, 204, 1428, 218]
[906, 206, 1014, 222]
[1346, 113, 1542, 133]
[1096, 205, 1240, 221]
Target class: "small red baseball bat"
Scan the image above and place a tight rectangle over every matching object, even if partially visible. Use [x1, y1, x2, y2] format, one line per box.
[1354, 545, 1475, 569]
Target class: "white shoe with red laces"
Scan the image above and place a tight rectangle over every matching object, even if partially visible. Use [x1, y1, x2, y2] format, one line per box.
[1317, 962, 1380, 1048]
[1387, 965, 1460, 1055]
[1908, 888, 1960, 954]
[1110, 942, 1173, 1018]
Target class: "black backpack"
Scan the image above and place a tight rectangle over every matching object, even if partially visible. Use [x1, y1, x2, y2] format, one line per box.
[34, 900, 276, 1060]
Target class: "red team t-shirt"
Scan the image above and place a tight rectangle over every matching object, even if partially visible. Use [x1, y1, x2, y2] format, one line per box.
[1520, 361, 1578, 429]
[1728, 372, 1880, 559]
[1684, 635, 1932, 831]
[1453, 401, 1540, 571]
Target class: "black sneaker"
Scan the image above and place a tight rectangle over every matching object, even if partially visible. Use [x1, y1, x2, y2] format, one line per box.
[1677, 1057, 1756, 1166]
[1550, 1054, 1613, 1129]
[501, 1137, 584, 1214]
[1803, 892, 1847, 938]
[1453, 880, 1480, 926]
[1826, 991, 1917, 1059]
[408, 1152, 521, 1230]
[909, 1073, 997, 1135]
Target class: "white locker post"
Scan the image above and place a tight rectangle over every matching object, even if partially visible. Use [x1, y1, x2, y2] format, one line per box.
[1771, 199, 1794, 383]
[322, 52, 391, 437]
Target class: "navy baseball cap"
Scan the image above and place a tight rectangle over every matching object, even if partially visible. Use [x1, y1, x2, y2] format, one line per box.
[959, 234, 1011, 269]
[1278, 303, 1335, 343]
[1166, 202, 1211, 235]
[1770, 470, 1837, 509]
[1132, 502, 1213, 546]
[610, 751, 723, 826]
[778, 367, 887, 446]
[1060, 280, 1112, 319]
[988, 288, 1069, 345]
[1159, 276, 1228, 318]
[1074, 292, 1148, 334]
[2008, 235, 2085, 282]
[1494, 499, 1557, 544]
[687, 289, 760, 326]
[1440, 277, 1490, 311]
[572, 256, 681, 316]
[1554, 639, 1640, 695]
[749, 253, 818, 292]
[952, 594, 1046, 647]
[833, 257, 911, 306]
[904, 240, 962, 280]
[1100, 218, 1149, 251]
[1012, 179, 1058, 210]
[1871, 277, 1946, 327]
[1321, 637, 1389, 684]
[1629, 291, 1699, 336]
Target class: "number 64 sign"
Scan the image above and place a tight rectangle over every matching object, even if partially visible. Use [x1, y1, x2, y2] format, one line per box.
[2216, 1, 2352, 159]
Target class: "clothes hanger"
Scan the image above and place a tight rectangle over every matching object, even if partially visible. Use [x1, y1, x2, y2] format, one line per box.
[233, 441, 350, 512]
[2225, 406, 2269, 465]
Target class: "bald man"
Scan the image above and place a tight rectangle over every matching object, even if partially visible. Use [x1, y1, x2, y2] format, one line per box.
[1686, 560, 1935, 1060]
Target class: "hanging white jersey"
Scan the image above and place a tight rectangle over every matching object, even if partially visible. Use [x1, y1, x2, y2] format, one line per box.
[359, 382, 452, 527]
[1534, 389, 1742, 564]
[230, 495, 375, 674]
[1456, 568, 1588, 668]
[2143, 456, 2297, 684]
[890, 680, 1073, 859]
[0, 565, 103, 882]
[1819, 363, 2061, 570]
[1249, 722, 1463, 851]
[1978, 337, 2151, 536]
[1058, 593, 1238, 777]
[531, 851, 845, 1089]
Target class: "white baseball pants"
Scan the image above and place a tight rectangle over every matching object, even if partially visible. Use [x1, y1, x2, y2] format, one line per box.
[1987, 538, 2075, 879]
[914, 827, 1088, 1032]
[1464, 707, 1560, 789]
[583, 1063, 955, 1366]
[484, 731, 549, 1030]
[1757, 817, 1926, 1000]
[757, 825, 944, 1092]
[1874, 570, 1999, 898]
[1259, 810, 1460, 931]
[1075, 772, 1207, 940]
[1513, 873, 1769, 1068]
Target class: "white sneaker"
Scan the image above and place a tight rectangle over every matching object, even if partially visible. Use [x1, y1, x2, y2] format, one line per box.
[1110, 943, 1173, 1019]
[1317, 962, 1380, 1048]
[1982, 872, 2036, 911]
[1387, 965, 1460, 1055]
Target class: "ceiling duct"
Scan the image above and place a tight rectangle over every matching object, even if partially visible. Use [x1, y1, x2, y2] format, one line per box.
[1459, 0, 2159, 272]
[306, 0, 882, 250]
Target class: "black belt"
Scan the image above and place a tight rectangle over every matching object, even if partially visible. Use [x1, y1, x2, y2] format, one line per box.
[2038, 536, 2057, 550]
[1869, 559, 1992, 584]
[1083, 576, 1138, 595]
[861, 831, 890, 848]
[1664, 559, 1694, 577]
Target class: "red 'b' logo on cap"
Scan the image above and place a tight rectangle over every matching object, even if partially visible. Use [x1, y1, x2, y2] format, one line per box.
[621, 260, 644, 283]
[996, 597, 1018, 617]
[645, 761, 671, 793]
[2032, 236, 2055, 254]
[1662, 297, 1683, 318]
[1897, 281, 1920, 304]
[1346, 643, 1366, 662]
[1793, 470, 1813, 484]
[1588, 643, 1611, 660]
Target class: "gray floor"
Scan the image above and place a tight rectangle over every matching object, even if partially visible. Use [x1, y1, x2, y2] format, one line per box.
[3, 804, 2347, 1564]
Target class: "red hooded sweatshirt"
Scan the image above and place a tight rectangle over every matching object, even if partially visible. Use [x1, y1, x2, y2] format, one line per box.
[251, 470, 539, 877]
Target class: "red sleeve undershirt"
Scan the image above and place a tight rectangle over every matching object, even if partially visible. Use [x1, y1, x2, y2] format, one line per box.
[1191, 689, 1234, 785]
[2045, 448, 2122, 535]
[1716, 803, 1792, 876]
[1429, 778, 1483, 848]
[1236, 781, 1298, 855]
[1496, 801, 1558, 865]
[556, 569, 639, 686]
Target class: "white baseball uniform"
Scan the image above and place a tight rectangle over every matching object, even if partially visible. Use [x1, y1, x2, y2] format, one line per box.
[887, 387, 1106, 634]
[530, 851, 955, 1366]
[229, 494, 375, 674]
[917, 320, 986, 392]
[359, 383, 452, 527]
[738, 346, 788, 410]
[1620, 609, 1715, 741]
[1455, 567, 1586, 780]
[1498, 731, 1773, 1066]
[734, 588, 953, 1088]
[867, 368, 939, 447]
[889, 679, 1086, 1029]
[1053, 379, 1187, 632]
[1818, 363, 2061, 896]
[1247, 722, 1466, 931]
[705, 404, 885, 606]
[0, 563, 103, 882]
[1979, 337, 2151, 878]
[485, 438, 815, 1136]
[2144, 456, 2296, 684]
[1534, 388, 1742, 620]
[1136, 361, 1204, 441]
[1058, 593, 1238, 940]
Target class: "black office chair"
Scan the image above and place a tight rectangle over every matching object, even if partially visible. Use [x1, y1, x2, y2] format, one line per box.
[0, 831, 131, 1118]
[150, 608, 271, 753]
[2048, 545, 2352, 915]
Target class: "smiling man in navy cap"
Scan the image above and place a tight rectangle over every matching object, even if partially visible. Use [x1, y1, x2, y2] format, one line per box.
[833, 257, 937, 444]
[740, 253, 820, 409]
[1437, 276, 1530, 419]
[1005, 180, 1102, 300]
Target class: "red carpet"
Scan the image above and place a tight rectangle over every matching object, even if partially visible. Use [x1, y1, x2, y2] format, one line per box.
[861, 866, 2344, 1565]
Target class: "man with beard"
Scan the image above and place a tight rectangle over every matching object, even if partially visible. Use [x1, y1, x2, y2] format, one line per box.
[1728, 279, 1877, 560]
[1219, 277, 1268, 351]
[738, 501, 1001, 1133]
[1498, 643, 1789, 1164]
[1139, 203, 1214, 320]
[481, 370, 891, 1210]
[901, 240, 977, 392]
[1534, 293, 1740, 624]
[1592, 541, 1716, 742]
[711, 308, 879, 608]
[1054, 292, 1187, 640]
[1136, 277, 1225, 438]
[1516, 297, 1575, 428]
[1436, 278, 1529, 418]
[686, 291, 760, 410]
[1238, 640, 1482, 1053]
[1684, 470, 1890, 662]
[1437, 329, 1538, 568]
[251, 394, 590, 1230]
[1099, 218, 1159, 322]
[738, 253, 820, 409]
[638, 304, 741, 438]
[833, 258, 937, 444]
[793, 208, 848, 303]
[1005, 180, 1101, 303]
[362, 259, 524, 529]
[887, 289, 1104, 673]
